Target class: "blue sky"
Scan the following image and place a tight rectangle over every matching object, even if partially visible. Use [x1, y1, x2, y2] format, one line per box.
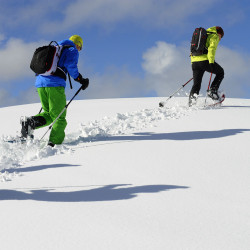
[0, 0, 250, 107]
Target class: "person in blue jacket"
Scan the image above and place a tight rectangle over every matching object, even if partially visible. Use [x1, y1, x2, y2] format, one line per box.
[21, 35, 89, 147]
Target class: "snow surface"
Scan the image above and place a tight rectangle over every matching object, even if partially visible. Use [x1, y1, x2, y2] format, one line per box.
[0, 96, 250, 250]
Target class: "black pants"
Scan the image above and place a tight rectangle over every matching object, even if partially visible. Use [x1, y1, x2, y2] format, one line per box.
[190, 60, 224, 97]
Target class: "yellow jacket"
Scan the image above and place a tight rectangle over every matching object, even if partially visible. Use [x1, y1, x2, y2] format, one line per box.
[191, 26, 220, 64]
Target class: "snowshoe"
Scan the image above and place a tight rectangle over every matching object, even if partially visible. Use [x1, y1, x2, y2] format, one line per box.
[205, 93, 225, 107]
[5, 136, 28, 144]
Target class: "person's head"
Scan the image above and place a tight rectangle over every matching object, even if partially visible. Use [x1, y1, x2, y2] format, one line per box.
[69, 35, 83, 51]
[216, 26, 224, 40]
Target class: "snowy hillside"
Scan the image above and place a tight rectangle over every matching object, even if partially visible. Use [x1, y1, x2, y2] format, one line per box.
[0, 96, 250, 250]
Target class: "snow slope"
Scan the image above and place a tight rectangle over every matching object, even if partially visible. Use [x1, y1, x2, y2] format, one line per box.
[0, 96, 250, 250]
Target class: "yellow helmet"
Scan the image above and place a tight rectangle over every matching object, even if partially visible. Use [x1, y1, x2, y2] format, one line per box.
[69, 35, 83, 50]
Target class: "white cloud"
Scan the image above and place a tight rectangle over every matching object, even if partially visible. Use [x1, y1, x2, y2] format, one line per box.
[216, 46, 250, 97]
[0, 37, 45, 107]
[0, 38, 46, 82]
[80, 66, 147, 99]
[142, 42, 183, 75]
[0, 87, 40, 108]
[0, 88, 17, 107]
[141, 41, 192, 97]
[77, 42, 192, 101]
[0, 34, 5, 43]
[0, 0, 67, 32]
[39, 0, 218, 34]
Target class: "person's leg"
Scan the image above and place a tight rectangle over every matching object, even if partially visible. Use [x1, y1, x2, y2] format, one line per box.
[46, 87, 67, 145]
[189, 62, 205, 106]
[210, 62, 224, 91]
[36, 87, 53, 128]
[20, 87, 49, 138]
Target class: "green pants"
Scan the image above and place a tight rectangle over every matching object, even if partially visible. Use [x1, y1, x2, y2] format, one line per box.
[36, 87, 67, 144]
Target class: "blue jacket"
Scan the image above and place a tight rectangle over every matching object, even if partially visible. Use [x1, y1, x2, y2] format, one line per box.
[35, 39, 80, 88]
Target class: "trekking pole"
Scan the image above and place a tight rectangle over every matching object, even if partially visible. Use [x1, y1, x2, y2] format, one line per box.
[205, 72, 213, 105]
[38, 107, 43, 114]
[40, 86, 83, 141]
[159, 77, 193, 107]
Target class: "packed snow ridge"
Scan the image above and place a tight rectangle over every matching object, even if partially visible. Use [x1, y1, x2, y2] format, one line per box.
[0, 103, 196, 178]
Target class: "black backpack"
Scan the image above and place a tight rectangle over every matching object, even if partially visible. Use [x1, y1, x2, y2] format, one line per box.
[30, 41, 72, 77]
[190, 27, 212, 56]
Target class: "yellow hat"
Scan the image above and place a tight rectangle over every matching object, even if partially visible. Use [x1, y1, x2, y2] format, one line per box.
[69, 35, 83, 49]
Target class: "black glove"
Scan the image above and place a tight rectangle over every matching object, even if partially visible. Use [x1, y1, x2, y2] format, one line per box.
[74, 73, 89, 90]
[209, 63, 214, 73]
[80, 78, 89, 90]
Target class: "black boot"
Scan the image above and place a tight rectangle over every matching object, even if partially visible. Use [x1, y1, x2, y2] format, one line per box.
[48, 141, 55, 147]
[207, 89, 220, 100]
[31, 116, 47, 128]
[188, 94, 198, 107]
[20, 116, 46, 138]
[20, 117, 35, 138]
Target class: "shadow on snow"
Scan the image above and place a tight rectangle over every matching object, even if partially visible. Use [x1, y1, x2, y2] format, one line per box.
[5, 164, 80, 173]
[73, 128, 250, 144]
[0, 184, 189, 202]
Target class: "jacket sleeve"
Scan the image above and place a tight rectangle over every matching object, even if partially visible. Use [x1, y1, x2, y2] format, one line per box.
[63, 48, 80, 79]
[207, 34, 219, 64]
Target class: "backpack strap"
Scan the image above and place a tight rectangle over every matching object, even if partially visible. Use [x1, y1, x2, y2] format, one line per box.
[52, 66, 73, 90]
[52, 44, 74, 83]
[53, 67, 67, 80]
[49, 41, 59, 46]
[207, 31, 216, 35]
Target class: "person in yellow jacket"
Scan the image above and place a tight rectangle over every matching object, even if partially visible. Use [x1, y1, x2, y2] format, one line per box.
[189, 26, 224, 106]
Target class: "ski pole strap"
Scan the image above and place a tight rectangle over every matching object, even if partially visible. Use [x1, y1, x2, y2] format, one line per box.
[68, 73, 73, 89]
